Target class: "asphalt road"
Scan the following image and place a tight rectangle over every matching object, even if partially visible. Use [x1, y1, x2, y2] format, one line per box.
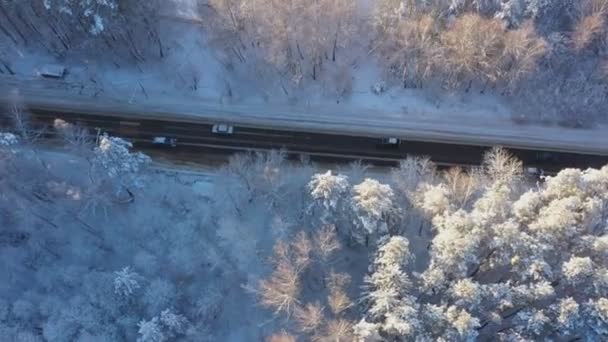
[6, 108, 606, 173]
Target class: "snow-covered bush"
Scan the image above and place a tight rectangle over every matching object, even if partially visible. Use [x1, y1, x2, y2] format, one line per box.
[371, 82, 388, 95]
[0, 132, 18, 147]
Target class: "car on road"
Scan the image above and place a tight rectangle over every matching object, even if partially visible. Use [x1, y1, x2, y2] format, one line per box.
[378, 137, 401, 147]
[152, 136, 177, 147]
[39, 64, 66, 79]
[211, 123, 234, 135]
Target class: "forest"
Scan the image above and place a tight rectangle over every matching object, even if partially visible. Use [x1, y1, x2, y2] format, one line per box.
[1, 110, 607, 341]
[0, 0, 607, 126]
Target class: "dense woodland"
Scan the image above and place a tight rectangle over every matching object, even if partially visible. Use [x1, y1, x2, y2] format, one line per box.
[0, 0, 607, 125]
[1, 109, 608, 340]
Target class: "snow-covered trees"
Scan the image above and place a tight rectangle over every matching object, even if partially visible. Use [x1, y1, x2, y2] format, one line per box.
[258, 228, 356, 341]
[373, 1, 547, 92]
[207, 0, 358, 84]
[439, 14, 547, 90]
[373, 0, 442, 88]
[137, 317, 164, 342]
[114, 266, 142, 298]
[90, 133, 149, 201]
[572, 0, 608, 51]
[4, 121, 608, 341]
[93, 133, 150, 181]
[308, 171, 351, 232]
[350, 149, 608, 340]
[357, 236, 418, 339]
[42, 0, 118, 35]
[137, 309, 189, 342]
[351, 179, 399, 245]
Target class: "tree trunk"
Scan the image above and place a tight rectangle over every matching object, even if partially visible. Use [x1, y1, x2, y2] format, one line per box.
[143, 17, 164, 58]
[0, 58, 15, 75]
[296, 42, 305, 60]
[332, 28, 338, 62]
[465, 79, 473, 92]
[0, 21, 18, 45]
[46, 18, 70, 52]
[0, 6, 28, 43]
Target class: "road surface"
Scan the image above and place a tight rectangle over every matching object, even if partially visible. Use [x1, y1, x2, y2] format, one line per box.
[2, 75, 608, 157]
[9, 108, 608, 173]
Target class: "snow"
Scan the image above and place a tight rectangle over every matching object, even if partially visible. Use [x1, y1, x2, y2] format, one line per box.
[2, 3, 608, 339]
[2, 10, 606, 155]
[2, 128, 608, 339]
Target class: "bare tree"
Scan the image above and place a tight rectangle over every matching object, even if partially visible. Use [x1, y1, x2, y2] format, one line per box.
[440, 14, 506, 90]
[314, 319, 354, 342]
[442, 166, 481, 210]
[258, 257, 301, 315]
[572, 0, 608, 52]
[377, 13, 442, 88]
[53, 118, 93, 153]
[440, 13, 546, 91]
[294, 302, 324, 333]
[206, 0, 358, 84]
[502, 21, 547, 90]
[313, 225, 341, 261]
[267, 331, 297, 342]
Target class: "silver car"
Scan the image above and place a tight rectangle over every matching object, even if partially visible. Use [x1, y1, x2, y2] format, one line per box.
[211, 123, 234, 135]
[152, 136, 177, 147]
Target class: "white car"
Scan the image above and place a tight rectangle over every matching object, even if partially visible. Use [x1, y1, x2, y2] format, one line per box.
[212, 123, 234, 135]
[379, 137, 400, 145]
[39, 64, 66, 79]
[152, 136, 177, 147]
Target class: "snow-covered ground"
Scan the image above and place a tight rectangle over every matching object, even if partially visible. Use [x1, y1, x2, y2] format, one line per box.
[3, 8, 607, 156]
[3, 128, 608, 340]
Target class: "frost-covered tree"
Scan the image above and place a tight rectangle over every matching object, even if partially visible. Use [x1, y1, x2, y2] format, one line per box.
[137, 317, 164, 342]
[351, 179, 399, 245]
[90, 133, 150, 204]
[143, 279, 177, 315]
[114, 266, 142, 298]
[136, 300, 190, 340]
[308, 171, 351, 229]
[207, 0, 358, 84]
[440, 14, 546, 90]
[572, 0, 608, 52]
[372, 0, 445, 88]
[351, 149, 608, 340]
[93, 134, 150, 181]
[218, 150, 293, 212]
[42, 0, 118, 35]
[357, 236, 419, 339]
